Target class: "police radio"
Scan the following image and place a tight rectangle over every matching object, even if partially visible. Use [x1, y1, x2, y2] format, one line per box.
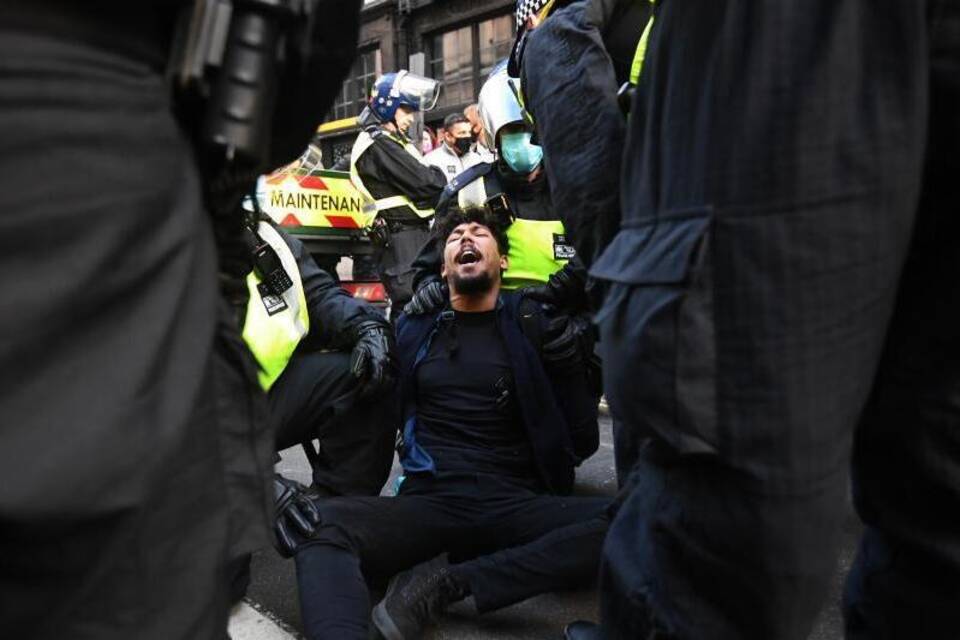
[252, 241, 294, 295]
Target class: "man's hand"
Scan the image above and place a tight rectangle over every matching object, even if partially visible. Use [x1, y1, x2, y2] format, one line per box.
[403, 280, 447, 316]
[350, 320, 398, 397]
[542, 313, 595, 366]
[274, 475, 321, 558]
[522, 262, 588, 312]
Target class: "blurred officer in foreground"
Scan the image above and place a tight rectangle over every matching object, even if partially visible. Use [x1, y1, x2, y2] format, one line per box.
[580, 2, 960, 640]
[509, 0, 652, 269]
[0, 1, 359, 638]
[349, 71, 448, 312]
[241, 213, 397, 497]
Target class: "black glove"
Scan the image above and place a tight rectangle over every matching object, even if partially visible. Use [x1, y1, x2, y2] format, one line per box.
[403, 280, 447, 315]
[350, 320, 398, 397]
[522, 262, 589, 312]
[542, 313, 595, 366]
[273, 475, 321, 558]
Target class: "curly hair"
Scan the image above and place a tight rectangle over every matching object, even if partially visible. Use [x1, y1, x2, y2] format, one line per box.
[433, 205, 510, 257]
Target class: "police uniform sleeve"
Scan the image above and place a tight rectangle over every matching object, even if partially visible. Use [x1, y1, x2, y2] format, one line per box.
[278, 228, 386, 349]
[521, 3, 625, 267]
[355, 136, 448, 207]
[410, 233, 443, 293]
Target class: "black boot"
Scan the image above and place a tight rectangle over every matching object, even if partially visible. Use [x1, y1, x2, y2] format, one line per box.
[564, 620, 604, 640]
[371, 553, 469, 640]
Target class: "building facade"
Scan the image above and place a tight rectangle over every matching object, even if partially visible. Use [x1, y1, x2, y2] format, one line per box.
[319, 0, 515, 168]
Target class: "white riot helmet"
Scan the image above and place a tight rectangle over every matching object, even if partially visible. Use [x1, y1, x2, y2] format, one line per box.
[477, 63, 527, 150]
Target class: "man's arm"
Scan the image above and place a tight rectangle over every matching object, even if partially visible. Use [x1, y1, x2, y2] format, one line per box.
[355, 137, 448, 208]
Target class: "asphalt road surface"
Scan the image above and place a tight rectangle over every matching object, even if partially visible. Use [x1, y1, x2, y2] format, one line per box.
[238, 415, 859, 639]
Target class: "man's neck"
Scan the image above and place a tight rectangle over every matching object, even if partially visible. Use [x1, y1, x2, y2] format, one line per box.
[449, 287, 499, 313]
[383, 122, 403, 138]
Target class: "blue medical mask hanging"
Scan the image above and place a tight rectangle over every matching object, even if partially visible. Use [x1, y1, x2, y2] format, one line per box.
[499, 131, 543, 174]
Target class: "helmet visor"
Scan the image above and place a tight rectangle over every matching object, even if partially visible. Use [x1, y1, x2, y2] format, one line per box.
[478, 67, 526, 149]
[395, 72, 441, 112]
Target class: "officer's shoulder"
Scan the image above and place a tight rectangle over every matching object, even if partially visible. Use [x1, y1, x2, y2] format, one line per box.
[365, 125, 389, 141]
[527, 3, 584, 53]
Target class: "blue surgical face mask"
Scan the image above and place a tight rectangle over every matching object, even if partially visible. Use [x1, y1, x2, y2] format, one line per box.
[499, 131, 543, 174]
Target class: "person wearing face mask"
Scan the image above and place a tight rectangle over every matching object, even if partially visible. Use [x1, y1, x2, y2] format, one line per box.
[423, 113, 485, 183]
[349, 71, 449, 312]
[406, 64, 599, 463]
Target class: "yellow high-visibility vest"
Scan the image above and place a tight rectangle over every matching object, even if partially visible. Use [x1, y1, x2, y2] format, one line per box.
[349, 129, 435, 222]
[241, 222, 310, 391]
[458, 179, 572, 290]
[629, 0, 658, 84]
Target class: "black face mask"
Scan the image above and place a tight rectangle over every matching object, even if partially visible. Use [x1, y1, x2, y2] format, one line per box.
[453, 137, 473, 155]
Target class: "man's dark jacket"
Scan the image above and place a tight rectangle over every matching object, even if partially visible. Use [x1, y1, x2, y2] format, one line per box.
[394, 293, 588, 494]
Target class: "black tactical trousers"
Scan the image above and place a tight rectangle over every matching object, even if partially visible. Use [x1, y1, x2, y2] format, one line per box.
[0, 13, 272, 639]
[271, 350, 397, 496]
[592, 1, 960, 638]
[294, 473, 610, 640]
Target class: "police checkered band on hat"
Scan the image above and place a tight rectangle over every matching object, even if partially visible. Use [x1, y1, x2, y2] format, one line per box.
[515, 0, 551, 28]
[509, 0, 551, 77]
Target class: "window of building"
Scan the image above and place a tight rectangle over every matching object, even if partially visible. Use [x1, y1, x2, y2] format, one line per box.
[430, 25, 474, 108]
[332, 47, 382, 120]
[478, 14, 514, 80]
[429, 13, 515, 109]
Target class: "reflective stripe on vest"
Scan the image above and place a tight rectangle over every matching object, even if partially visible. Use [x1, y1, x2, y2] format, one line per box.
[349, 129, 435, 221]
[459, 180, 569, 290]
[629, 0, 657, 84]
[242, 222, 310, 391]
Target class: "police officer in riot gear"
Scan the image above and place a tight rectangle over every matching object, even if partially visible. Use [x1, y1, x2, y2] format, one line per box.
[406, 64, 598, 461]
[0, 1, 360, 637]
[242, 213, 397, 498]
[349, 71, 448, 312]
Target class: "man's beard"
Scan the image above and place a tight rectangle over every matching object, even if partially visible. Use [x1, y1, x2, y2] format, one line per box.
[451, 270, 495, 296]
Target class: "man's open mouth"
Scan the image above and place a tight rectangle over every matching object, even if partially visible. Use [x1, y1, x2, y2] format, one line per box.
[457, 246, 481, 265]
